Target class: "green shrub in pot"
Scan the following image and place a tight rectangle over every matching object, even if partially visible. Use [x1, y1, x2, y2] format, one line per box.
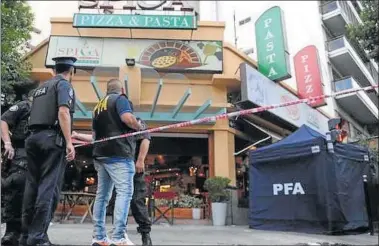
[203, 176, 231, 203]
[204, 176, 231, 225]
[177, 194, 203, 208]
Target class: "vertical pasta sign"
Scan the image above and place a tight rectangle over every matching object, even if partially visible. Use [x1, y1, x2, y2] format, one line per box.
[294, 45, 326, 108]
[255, 6, 291, 82]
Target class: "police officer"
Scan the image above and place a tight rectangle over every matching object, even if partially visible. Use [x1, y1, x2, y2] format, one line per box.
[130, 117, 153, 246]
[1, 90, 34, 245]
[20, 56, 77, 246]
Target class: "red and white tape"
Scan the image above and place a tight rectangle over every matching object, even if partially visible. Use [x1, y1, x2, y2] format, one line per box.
[74, 84, 378, 148]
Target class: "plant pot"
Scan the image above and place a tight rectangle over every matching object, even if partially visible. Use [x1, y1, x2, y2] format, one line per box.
[211, 202, 227, 226]
[192, 208, 201, 220]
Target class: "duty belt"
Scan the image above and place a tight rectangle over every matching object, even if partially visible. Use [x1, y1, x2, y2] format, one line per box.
[29, 125, 58, 133]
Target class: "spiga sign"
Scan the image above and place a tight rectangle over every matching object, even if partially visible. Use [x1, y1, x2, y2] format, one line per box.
[255, 6, 291, 82]
[294, 45, 326, 108]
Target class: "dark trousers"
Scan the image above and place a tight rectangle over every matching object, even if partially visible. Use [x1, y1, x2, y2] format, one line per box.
[21, 130, 66, 245]
[1, 153, 27, 238]
[130, 173, 151, 233]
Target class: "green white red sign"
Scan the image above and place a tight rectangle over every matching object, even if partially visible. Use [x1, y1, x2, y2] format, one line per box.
[294, 45, 326, 108]
[73, 13, 197, 30]
[255, 6, 291, 82]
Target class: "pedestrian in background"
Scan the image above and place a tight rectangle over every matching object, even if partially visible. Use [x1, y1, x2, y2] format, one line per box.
[129, 117, 153, 246]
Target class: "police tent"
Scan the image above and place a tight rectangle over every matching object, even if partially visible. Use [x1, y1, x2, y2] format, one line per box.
[249, 124, 370, 234]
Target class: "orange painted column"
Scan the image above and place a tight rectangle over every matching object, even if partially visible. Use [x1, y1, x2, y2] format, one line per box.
[212, 129, 236, 185]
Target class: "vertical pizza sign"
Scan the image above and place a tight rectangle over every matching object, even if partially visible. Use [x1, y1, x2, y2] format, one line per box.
[294, 45, 326, 108]
[255, 6, 291, 82]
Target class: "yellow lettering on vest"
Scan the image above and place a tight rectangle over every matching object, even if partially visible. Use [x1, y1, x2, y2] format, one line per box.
[93, 96, 109, 115]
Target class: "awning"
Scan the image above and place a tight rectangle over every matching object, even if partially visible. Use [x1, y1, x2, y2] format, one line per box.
[241, 118, 283, 141]
[233, 118, 284, 155]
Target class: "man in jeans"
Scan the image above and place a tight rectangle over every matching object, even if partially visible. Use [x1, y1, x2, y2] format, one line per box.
[73, 79, 142, 246]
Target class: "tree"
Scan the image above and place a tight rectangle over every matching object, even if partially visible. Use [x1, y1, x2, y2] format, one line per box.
[357, 137, 378, 165]
[1, 0, 36, 106]
[347, 0, 379, 63]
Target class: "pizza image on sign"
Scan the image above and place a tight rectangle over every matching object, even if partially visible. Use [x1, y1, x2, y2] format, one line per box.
[138, 41, 202, 69]
[152, 55, 178, 68]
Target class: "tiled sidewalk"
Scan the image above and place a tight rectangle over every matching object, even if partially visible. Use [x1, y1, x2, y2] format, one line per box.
[2, 222, 377, 245]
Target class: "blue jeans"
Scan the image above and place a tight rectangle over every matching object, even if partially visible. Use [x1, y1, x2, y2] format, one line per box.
[92, 158, 135, 240]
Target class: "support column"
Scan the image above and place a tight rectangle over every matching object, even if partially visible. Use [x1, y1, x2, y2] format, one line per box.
[212, 130, 236, 185]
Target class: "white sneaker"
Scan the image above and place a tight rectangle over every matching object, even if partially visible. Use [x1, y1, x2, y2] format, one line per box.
[110, 235, 134, 246]
[92, 237, 112, 246]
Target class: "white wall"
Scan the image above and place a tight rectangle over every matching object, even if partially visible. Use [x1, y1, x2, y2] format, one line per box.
[28, 1, 78, 46]
[205, 1, 336, 117]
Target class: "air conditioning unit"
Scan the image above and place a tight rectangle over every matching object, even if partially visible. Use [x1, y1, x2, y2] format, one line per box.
[242, 47, 254, 56]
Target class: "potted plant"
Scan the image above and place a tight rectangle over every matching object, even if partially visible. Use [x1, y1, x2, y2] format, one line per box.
[177, 194, 203, 220]
[191, 196, 203, 220]
[204, 176, 231, 226]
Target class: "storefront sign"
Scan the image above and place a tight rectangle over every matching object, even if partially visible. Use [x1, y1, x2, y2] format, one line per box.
[294, 45, 326, 108]
[240, 62, 329, 134]
[255, 6, 291, 82]
[45, 36, 223, 73]
[73, 13, 197, 29]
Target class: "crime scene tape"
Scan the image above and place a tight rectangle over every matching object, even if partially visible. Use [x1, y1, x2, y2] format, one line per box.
[73, 84, 379, 148]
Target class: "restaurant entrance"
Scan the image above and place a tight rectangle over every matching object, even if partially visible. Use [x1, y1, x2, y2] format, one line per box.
[62, 132, 211, 221]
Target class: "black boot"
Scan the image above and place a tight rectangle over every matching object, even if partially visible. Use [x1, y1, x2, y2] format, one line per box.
[1, 232, 18, 246]
[1, 223, 19, 246]
[141, 232, 152, 246]
[18, 234, 28, 246]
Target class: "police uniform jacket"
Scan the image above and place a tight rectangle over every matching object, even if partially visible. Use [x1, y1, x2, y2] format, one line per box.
[1, 101, 31, 148]
[28, 74, 75, 131]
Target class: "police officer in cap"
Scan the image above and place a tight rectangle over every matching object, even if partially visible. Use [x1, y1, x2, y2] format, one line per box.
[20, 56, 77, 246]
[1, 89, 34, 245]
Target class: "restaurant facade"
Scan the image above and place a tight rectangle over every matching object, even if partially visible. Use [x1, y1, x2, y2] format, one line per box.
[24, 7, 332, 222]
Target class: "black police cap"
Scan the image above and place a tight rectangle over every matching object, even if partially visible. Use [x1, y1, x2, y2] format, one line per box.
[52, 56, 77, 66]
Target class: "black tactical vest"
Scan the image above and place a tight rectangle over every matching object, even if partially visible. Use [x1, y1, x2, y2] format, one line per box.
[29, 75, 75, 129]
[11, 101, 31, 147]
[92, 93, 136, 159]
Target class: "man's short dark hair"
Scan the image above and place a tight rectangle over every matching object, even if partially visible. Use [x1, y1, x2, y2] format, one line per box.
[55, 64, 73, 74]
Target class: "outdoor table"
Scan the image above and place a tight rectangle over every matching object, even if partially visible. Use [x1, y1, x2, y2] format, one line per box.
[60, 192, 96, 224]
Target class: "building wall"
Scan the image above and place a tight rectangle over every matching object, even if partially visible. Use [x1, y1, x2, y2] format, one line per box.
[25, 17, 262, 185]
[204, 0, 377, 138]
[206, 1, 336, 117]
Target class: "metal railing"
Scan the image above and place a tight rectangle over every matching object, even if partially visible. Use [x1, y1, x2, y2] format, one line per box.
[338, 0, 361, 26]
[320, 1, 361, 26]
[327, 36, 378, 83]
[327, 36, 346, 52]
[320, 1, 339, 15]
[333, 76, 354, 92]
